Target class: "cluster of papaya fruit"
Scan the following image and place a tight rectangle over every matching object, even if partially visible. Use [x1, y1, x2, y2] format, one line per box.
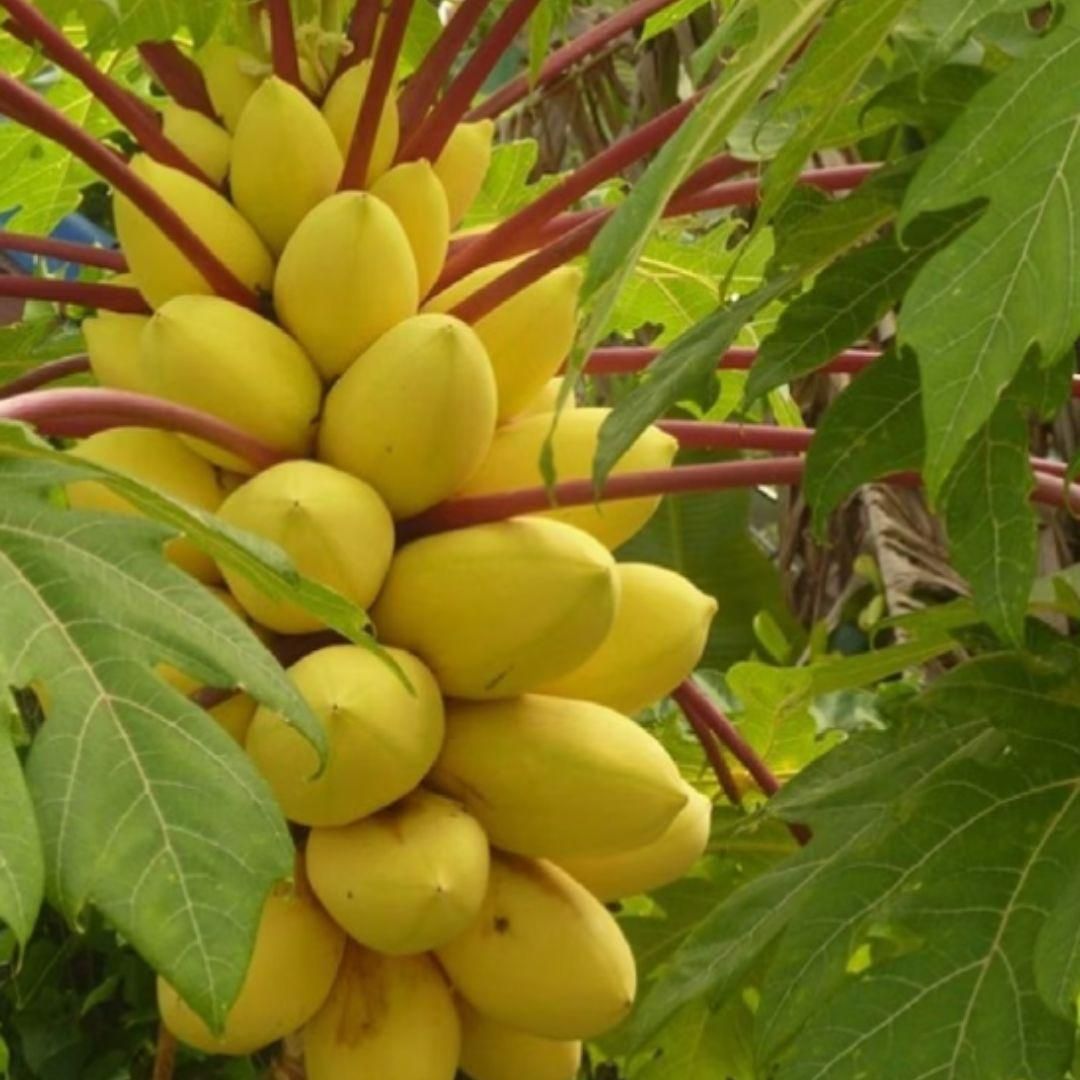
[67, 21, 718, 1079]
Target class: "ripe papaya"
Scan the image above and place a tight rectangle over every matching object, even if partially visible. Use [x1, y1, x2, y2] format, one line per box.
[431, 694, 686, 857]
[372, 518, 618, 699]
[230, 77, 343, 255]
[83, 308, 153, 395]
[67, 427, 224, 583]
[246, 645, 444, 826]
[370, 160, 450, 296]
[208, 690, 257, 745]
[459, 408, 677, 549]
[140, 294, 321, 470]
[433, 120, 494, 227]
[161, 102, 232, 185]
[305, 946, 460, 1080]
[425, 262, 582, 421]
[458, 999, 582, 1080]
[321, 58, 399, 184]
[436, 854, 636, 1040]
[538, 562, 717, 712]
[157, 879, 345, 1055]
[518, 376, 575, 418]
[317, 313, 496, 517]
[306, 789, 489, 954]
[114, 155, 273, 308]
[199, 42, 265, 132]
[555, 783, 712, 901]
[215, 460, 394, 634]
[274, 191, 419, 378]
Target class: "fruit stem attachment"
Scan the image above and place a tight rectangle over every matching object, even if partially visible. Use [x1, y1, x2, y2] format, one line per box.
[396, 0, 489, 130]
[0, 388, 287, 470]
[0, 355, 90, 399]
[400, 0, 545, 163]
[137, 42, 216, 118]
[672, 682, 743, 806]
[468, 0, 683, 120]
[340, 0, 414, 190]
[0, 75, 260, 310]
[267, 0, 304, 88]
[0, 0, 210, 182]
[0, 230, 127, 271]
[0, 276, 150, 313]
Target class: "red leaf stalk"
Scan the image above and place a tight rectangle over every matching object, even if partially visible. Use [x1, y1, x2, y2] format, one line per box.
[469, 0, 683, 120]
[582, 344, 882, 376]
[396, 0, 489, 130]
[337, 0, 381, 76]
[400, 0, 546, 163]
[0, 0, 210, 182]
[0, 388, 287, 470]
[670, 153, 753, 199]
[267, 0, 304, 88]
[137, 42, 216, 118]
[0, 230, 126, 271]
[438, 96, 698, 287]
[0, 75, 260, 309]
[0, 355, 90, 399]
[672, 683, 742, 805]
[0, 276, 150, 313]
[340, 0, 415, 189]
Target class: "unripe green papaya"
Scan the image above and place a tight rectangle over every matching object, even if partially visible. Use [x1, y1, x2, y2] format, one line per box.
[372, 518, 618, 699]
[67, 427, 224, 584]
[230, 77, 343, 255]
[460, 408, 677, 549]
[539, 562, 717, 712]
[158, 879, 345, 1055]
[216, 460, 394, 634]
[114, 155, 273, 308]
[307, 789, 489, 954]
[161, 102, 232, 185]
[274, 191, 419, 378]
[317, 314, 496, 517]
[436, 855, 636, 1040]
[431, 695, 686, 857]
[518, 376, 575, 419]
[321, 59, 399, 184]
[83, 308, 153, 395]
[370, 159, 450, 296]
[199, 42, 266, 132]
[246, 645, 444, 826]
[458, 999, 582, 1080]
[305, 946, 460, 1080]
[556, 783, 712, 901]
[141, 294, 321, 470]
[425, 262, 582, 421]
[434, 120, 494, 227]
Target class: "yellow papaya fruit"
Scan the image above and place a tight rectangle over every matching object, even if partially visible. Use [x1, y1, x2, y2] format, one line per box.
[246, 645, 444, 826]
[539, 562, 716, 712]
[317, 313, 496, 517]
[555, 783, 712, 901]
[436, 854, 636, 1040]
[372, 518, 618, 699]
[370, 159, 450, 296]
[431, 695, 686, 857]
[161, 101, 232, 185]
[114, 155, 273, 308]
[230, 77, 343, 255]
[517, 376, 575, 419]
[433, 120, 494, 227]
[458, 1000, 582, 1080]
[215, 460, 394, 634]
[304, 946, 459, 1080]
[425, 262, 582, 421]
[274, 191, 419, 378]
[208, 690, 257, 744]
[306, 789, 489, 954]
[199, 42, 266, 132]
[321, 58, 399, 184]
[459, 408, 677, 549]
[83, 310, 153, 395]
[67, 427, 224, 583]
[158, 879, 345, 1055]
[141, 294, 321, 470]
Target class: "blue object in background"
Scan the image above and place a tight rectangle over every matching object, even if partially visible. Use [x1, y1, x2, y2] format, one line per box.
[1, 209, 118, 278]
